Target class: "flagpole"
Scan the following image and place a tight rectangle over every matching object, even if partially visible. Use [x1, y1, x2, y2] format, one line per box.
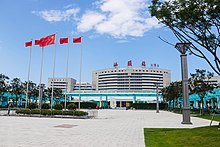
[39, 47, 44, 109]
[64, 37, 70, 110]
[51, 33, 57, 110]
[25, 40, 32, 108]
[78, 37, 82, 110]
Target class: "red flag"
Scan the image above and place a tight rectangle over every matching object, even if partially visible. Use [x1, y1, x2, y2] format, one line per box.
[35, 40, 41, 45]
[60, 38, 68, 44]
[142, 61, 146, 67]
[40, 34, 56, 47]
[114, 62, 118, 68]
[128, 60, 132, 66]
[73, 37, 82, 43]
[25, 41, 32, 47]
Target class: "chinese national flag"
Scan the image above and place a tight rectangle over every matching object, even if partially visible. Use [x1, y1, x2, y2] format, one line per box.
[60, 38, 68, 44]
[35, 40, 41, 45]
[25, 41, 32, 47]
[142, 61, 146, 67]
[73, 37, 82, 43]
[114, 62, 118, 67]
[128, 60, 132, 66]
[40, 34, 56, 47]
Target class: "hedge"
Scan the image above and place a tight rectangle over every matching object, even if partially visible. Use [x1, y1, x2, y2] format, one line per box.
[74, 102, 97, 109]
[41, 103, 50, 109]
[15, 109, 88, 116]
[53, 104, 63, 110]
[131, 103, 168, 110]
[27, 103, 37, 109]
[67, 103, 77, 110]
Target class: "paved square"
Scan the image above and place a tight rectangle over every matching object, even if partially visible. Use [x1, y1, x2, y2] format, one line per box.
[0, 110, 218, 147]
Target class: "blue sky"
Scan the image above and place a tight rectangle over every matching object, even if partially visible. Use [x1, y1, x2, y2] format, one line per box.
[0, 0, 214, 85]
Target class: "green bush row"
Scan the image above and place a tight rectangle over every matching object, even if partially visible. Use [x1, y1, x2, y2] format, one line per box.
[27, 103, 76, 110]
[15, 109, 88, 116]
[71, 102, 97, 109]
[131, 103, 168, 110]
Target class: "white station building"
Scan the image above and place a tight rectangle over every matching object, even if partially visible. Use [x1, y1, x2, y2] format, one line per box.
[92, 67, 171, 92]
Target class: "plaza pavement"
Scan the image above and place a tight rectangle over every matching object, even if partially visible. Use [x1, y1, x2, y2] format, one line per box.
[0, 110, 219, 147]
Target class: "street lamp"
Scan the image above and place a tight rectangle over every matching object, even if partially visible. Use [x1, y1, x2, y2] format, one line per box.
[155, 82, 160, 113]
[175, 42, 192, 124]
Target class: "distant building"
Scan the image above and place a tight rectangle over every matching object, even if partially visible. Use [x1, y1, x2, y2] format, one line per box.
[92, 67, 171, 92]
[73, 82, 95, 91]
[205, 76, 220, 87]
[48, 78, 76, 93]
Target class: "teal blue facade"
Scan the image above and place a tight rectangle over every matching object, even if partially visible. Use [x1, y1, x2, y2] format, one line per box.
[1, 88, 220, 109]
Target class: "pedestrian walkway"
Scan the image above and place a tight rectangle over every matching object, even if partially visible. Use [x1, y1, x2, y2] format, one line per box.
[0, 110, 218, 147]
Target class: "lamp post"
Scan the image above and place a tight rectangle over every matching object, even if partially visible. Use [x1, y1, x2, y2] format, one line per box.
[155, 82, 159, 113]
[175, 42, 192, 124]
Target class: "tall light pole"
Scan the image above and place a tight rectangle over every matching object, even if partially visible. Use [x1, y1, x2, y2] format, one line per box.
[175, 42, 192, 124]
[155, 82, 159, 113]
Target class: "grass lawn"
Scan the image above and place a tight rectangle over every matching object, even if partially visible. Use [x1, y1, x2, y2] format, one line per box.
[195, 115, 220, 122]
[144, 126, 220, 147]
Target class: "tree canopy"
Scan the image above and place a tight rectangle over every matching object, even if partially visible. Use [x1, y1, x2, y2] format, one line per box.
[189, 69, 216, 114]
[150, 0, 220, 75]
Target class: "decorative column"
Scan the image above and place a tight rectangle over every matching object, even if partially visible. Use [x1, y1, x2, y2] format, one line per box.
[193, 100, 197, 109]
[133, 95, 136, 103]
[211, 99, 214, 109]
[218, 96, 220, 110]
[106, 96, 108, 109]
[100, 96, 102, 108]
[175, 42, 192, 124]
[203, 99, 206, 110]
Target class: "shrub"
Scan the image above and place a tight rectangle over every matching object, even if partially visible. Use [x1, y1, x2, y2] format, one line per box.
[80, 102, 97, 109]
[67, 103, 77, 110]
[41, 103, 50, 109]
[132, 103, 168, 110]
[15, 109, 88, 116]
[27, 103, 37, 109]
[53, 104, 63, 110]
[73, 111, 88, 116]
[52, 110, 62, 115]
[73, 102, 97, 109]
[16, 108, 31, 114]
[31, 109, 40, 114]
[41, 109, 52, 115]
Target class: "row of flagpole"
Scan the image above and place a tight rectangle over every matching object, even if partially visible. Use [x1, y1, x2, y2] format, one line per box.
[25, 34, 82, 110]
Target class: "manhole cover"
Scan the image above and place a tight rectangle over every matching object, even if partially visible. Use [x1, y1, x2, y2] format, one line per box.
[54, 124, 78, 128]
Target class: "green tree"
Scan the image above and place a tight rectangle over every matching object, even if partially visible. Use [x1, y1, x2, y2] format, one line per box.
[28, 81, 39, 103]
[24, 81, 38, 104]
[189, 69, 216, 115]
[44, 88, 63, 98]
[0, 74, 10, 106]
[53, 88, 63, 99]
[161, 81, 182, 110]
[10, 78, 24, 107]
[150, 0, 220, 75]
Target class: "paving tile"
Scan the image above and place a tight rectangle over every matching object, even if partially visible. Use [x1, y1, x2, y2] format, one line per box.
[0, 110, 219, 147]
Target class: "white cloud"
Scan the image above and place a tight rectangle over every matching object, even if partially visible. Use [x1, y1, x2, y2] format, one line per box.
[77, 0, 161, 38]
[77, 11, 106, 32]
[32, 6, 80, 22]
